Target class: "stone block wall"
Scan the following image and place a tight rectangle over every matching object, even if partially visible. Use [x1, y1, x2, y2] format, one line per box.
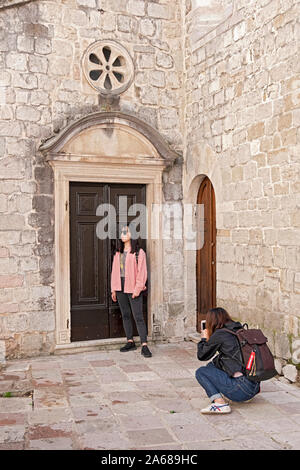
[0, 0, 184, 358]
[184, 0, 300, 363]
[1, 0, 299, 363]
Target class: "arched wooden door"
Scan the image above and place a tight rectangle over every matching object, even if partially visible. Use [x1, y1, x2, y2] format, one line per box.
[196, 177, 216, 332]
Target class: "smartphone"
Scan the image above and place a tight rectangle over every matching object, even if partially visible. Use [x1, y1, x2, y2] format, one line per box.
[201, 320, 206, 331]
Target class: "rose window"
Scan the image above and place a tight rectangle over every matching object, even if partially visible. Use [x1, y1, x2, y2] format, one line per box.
[82, 40, 134, 95]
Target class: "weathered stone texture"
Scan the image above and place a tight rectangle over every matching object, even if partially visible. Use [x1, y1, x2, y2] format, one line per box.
[0, 0, 184, 358]
[1, 0, 299, 363]
[184, 0, 300, 360]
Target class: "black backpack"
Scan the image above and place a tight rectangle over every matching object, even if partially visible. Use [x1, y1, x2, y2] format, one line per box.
[224, 324, 278, 382]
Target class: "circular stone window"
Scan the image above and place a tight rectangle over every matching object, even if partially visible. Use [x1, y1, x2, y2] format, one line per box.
[82, 40, 134, 95]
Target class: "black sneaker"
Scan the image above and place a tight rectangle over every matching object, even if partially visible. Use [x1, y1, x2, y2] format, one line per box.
[120, 341, 137, 352]
[141, 345, 152, 358]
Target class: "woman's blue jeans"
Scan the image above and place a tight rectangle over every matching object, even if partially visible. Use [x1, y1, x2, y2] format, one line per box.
[195, 362, 260, 403]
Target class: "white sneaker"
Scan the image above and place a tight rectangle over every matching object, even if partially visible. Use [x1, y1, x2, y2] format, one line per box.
[200, 403, 231, 414]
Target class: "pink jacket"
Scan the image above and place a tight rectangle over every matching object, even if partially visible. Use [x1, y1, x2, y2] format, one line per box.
[111, 248, 147, 296]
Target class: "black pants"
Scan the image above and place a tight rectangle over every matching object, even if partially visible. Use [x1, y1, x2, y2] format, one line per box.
[116, 277, 147, 344]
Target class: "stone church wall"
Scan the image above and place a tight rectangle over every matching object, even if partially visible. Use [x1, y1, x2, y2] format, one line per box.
[0, 0, 299, 369]
[0, 0, 184, 358]
[184, 0, 300, 369]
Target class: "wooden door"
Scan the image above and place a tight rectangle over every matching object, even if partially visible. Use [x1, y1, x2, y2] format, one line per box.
[70, 182, 147, 342]
[196, 177, 216, 332]
[109, 184, 147, 338]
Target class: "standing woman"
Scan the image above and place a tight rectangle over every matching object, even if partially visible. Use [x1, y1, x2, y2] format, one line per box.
[111, 225, 152, 358]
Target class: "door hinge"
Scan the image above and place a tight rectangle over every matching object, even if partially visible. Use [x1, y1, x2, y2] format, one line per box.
[67, 319, 69, 329]
[65, 201, 68, 211]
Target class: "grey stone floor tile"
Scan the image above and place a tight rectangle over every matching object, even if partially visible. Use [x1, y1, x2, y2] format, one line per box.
[126, 427, 177, 447]
[118, 412, 165, 431]
[28, 437, 74, 450]
[0, 425, 26, 444]
[184, 440, 244, 450]
[271, 431, 300, 450]
[0, 341, 299, 450]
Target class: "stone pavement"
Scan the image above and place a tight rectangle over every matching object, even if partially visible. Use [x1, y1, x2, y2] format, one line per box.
[0, 341, 300, 450]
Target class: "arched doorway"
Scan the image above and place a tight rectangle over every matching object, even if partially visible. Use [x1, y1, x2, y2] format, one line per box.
[196, 176, 216, 332]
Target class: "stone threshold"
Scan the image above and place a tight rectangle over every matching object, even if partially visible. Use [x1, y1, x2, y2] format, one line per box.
[54, 336, 156, 356]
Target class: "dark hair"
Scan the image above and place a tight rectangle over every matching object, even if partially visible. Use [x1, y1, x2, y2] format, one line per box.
[114, 225, 141, 255]
[206, 307, 233, 339]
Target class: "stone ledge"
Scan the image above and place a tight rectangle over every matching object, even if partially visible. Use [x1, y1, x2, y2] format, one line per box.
[54, 336, 156, 356]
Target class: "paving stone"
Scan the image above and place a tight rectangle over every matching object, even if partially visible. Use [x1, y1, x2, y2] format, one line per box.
[71, 404, 113, 421]
[0, 397, 32, 412]
[119, 363, 151, 373]
[170, 423, 224, 443]
[0, 425, 26, 443]
[100, 381, 138, 393]
[277, 402, 300, 415]
[118, 412, 165, 431]
[123, 369, 159, 381]
[234, 432, 285, 450]
[254, 416, 300, 434]
[168, 378, 200, 388]
[271, 431, 300, 450]
[160, 410, 208, 427]
[176, 387, 208, 400]
[151, 398, 193, 413]
[33, 389, 68, 409]
[205, 411, 260, 439]
[0, 441, 24, 450]
[154, 366, 194, 379]
[68, 394, 105, 407]
[27, 421, 74, 440]
[29, 437, 74, 450]
[261, 391, 300, 405]
[137, 443, 184, 450]
[184, 440, 243, 450]
[233, 402, 286, 422]
[80, 431, 130, 450]
[108, 390, 144, 404]
[0, 342, 300, 449]
[61, 369, 97, 381]
[126, 428, 176, 447]
[28, 407, 73, 425]
[0, 381, 14, 393]
[74, 417, 119, 434]
[110, 400, 155, 416]
[66, 383, 102, 395]
[0, 413, 26, 426]
[89, 360, 116, 367]
[32, 378, 63, 388]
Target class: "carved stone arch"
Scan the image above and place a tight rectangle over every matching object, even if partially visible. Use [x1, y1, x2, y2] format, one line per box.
[39, 111, 179, 167]
[39, 112, 180, 350]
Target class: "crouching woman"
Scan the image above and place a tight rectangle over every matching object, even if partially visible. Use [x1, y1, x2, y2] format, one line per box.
[195, 308, 260, 414]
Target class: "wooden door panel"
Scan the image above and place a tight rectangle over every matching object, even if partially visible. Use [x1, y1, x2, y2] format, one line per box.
[77, 222, 100, 303]
[196, 177, 216, 332]
[70, 183, 108, 341]
[70, 182, 147, 342]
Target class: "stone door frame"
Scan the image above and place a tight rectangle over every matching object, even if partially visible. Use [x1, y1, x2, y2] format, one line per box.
[39, 112, 179, 350]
